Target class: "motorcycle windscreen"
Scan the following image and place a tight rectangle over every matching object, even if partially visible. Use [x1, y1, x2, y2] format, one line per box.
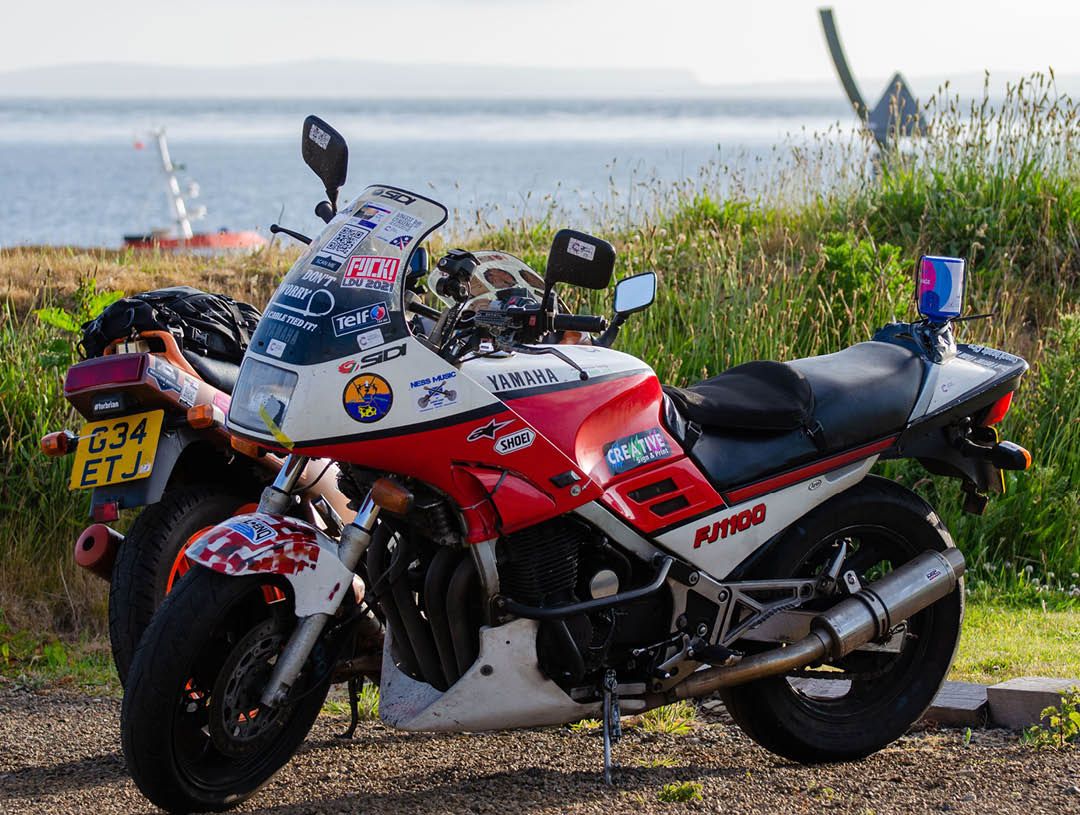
[246, 186, 447, 368]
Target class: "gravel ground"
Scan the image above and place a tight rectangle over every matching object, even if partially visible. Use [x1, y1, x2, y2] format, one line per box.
[2, 688, 1079, 815]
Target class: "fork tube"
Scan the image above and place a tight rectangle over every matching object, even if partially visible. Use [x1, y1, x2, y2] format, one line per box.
[258, 454, 310, 515]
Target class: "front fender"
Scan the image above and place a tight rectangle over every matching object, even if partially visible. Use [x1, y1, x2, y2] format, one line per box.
[186, 513, 354, 617]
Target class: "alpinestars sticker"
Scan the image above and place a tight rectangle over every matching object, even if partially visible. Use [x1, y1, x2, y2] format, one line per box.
[467, 418, 513, 442]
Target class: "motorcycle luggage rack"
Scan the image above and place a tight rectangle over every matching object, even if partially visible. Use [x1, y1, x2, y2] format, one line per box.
[492, 556, 672, 620]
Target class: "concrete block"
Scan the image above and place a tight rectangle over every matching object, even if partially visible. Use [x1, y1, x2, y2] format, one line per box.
[986, 676, 1080, 730]
[922, 681, 988, 727]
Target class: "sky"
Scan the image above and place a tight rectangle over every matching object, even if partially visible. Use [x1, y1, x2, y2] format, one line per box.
[1, 0, 1078, 86]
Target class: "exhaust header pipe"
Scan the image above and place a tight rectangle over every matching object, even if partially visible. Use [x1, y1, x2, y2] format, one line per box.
[669, 548, 965, 701]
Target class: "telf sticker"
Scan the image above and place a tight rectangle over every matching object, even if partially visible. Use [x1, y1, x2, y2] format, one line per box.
[343, 256, 401, 292]
[332, 302, 390, 337]
[604, 427, 671, 475]
[342, 373, 393, 423]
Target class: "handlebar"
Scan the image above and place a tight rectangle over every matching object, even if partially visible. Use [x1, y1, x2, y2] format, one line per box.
[552, 313, 608, 334]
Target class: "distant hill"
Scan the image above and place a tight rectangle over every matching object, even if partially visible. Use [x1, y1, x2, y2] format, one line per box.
[1, 61, 1074, 101]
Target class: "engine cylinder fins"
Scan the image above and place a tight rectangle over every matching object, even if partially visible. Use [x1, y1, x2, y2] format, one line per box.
[667, 547, 966, 701]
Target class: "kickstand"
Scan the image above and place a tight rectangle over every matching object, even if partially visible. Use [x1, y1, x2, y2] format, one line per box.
[336, 676, 361, 740]
[601, 669, 622, 785]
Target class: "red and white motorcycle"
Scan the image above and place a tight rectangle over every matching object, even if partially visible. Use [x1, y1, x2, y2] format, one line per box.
[121, 118, 1032, 812]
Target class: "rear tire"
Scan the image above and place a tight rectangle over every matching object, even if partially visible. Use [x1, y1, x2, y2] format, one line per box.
[121, 567, 329, 813]
[109, 485, 256, 685]
[720, 476, 963, 763]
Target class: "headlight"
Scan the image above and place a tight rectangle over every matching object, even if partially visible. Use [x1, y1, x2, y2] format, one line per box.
[228, 359, 299, 434]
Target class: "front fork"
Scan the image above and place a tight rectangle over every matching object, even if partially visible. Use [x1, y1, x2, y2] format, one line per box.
[259, 454, 381, 708]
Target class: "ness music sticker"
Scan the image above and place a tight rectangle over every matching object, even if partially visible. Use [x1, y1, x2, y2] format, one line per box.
[342, 373, 394, 423]
[603, 426, 671, 475]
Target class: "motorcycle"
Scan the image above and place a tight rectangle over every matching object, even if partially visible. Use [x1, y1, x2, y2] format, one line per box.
[40, 288, 354, 684]
[120, 117, 1032, 812]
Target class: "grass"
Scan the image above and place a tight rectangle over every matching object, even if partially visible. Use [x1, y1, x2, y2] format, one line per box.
[952, 603, 1080, 684]
[657, 781, 703, 803]
[1, 71, 1078, 636]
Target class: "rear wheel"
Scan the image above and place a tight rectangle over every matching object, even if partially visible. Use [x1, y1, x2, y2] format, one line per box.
[720, 476, 963, 763]
[121, 567, 330, 813]
[109, 485, 258, 684]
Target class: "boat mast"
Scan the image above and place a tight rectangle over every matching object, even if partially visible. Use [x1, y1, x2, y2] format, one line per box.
[153, 128, 194, 240]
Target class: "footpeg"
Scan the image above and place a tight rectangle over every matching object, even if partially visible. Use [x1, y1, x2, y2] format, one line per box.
[687, 640, 737, 666]
[601, 669, 622, 785]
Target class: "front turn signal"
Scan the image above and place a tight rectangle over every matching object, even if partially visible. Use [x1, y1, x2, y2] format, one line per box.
[230, 434, 263, 458]
[371, 477, 414, 514]
[187, 404, 216, 429]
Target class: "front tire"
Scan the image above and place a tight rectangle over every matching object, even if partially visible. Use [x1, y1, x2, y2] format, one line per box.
[720, 476, 963, 763]
[121, 567, 329, 813]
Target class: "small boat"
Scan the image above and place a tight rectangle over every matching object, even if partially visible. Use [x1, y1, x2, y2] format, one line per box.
[123, 129, 266, 252]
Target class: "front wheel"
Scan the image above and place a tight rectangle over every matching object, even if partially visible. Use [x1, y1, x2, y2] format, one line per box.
[121, 567, 329, 813]
[720, 476, 963, 764]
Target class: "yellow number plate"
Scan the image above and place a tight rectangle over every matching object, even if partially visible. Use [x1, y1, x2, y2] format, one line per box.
[69, 410, 164, 490]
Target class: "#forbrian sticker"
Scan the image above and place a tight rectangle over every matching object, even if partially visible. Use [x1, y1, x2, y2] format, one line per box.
[604, 427, 671, 475]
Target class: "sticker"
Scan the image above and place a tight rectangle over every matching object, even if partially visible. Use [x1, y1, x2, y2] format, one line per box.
[411, 370, 458, 412]
[357, 328, 385, 350]
[485, 368, 560, 391]
[355, 202, 393, 230]
[148, 360, 182, 394]
[266, 309, 318, 333]
[376, 211, 424, 248]
[308, 122, 331, 149]
[323, 224, 370, 259]
[467, 418, 513, 442]
[213, 391, 231, 413]
[694, 503, 767, 548]
[373, 188, 417, 205]
[567, 237, 596, 261]
[309, 256, 341, 273]
[93, 396, 122, 412]
[343, 256, 401, 291]
[495, 427, 535, 455]
[604, 427, 672, 475]
[227, 517, 277, 543]
[339, 343, 406, 373]
[179, 377, 199, 408]
[339, 359, 358, 374]
[342, 373, 393, 423]
[332, 302, 391, 338]
[274, 286, 336, 319]
[266, 338, 287, 358]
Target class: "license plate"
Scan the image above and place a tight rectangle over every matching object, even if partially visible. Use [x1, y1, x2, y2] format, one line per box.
[69, 410, 164, 490]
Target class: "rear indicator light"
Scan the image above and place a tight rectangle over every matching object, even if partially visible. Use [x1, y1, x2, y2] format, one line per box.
[40, 430, 76, 457]
[187, 404, 215, 429]
[65, 355, 145, 393]
[92, 501, 120, 523]
[980, 392, 1014, 426]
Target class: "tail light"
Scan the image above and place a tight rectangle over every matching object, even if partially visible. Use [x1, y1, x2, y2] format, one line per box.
[65, 355, 146, 393]
[979, 391, 1014, 426]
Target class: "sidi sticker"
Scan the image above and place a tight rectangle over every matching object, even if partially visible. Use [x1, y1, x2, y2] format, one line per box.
[342, 373, 394, 423]
[604, 427, 671, 475]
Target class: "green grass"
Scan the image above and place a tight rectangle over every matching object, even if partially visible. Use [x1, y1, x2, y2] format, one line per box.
[951, 603, 1080, 684]
[657, 781, 703, 803]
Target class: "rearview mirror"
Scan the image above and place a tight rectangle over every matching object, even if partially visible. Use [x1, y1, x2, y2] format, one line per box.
[301, 115, 348, 210]
[614, 272, 656, 315]
[545, 229, 615, 291]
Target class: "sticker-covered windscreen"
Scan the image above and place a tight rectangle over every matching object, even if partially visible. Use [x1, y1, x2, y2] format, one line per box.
[248, 186, 447, 366]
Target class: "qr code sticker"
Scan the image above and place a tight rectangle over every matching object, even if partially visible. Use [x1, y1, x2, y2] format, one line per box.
[323, 224, 369, 258]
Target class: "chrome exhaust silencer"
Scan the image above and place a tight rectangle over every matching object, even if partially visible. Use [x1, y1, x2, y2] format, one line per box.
[669, 547, 965, 701]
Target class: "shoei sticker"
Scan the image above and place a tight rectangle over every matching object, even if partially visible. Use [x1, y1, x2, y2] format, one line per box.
[342, 373, 394, 423]
[604, 427, 671, 475]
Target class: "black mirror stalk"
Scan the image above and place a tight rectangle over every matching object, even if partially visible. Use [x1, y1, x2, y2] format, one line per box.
[269, 224, 312, 245]
[595, 313, 627, 348]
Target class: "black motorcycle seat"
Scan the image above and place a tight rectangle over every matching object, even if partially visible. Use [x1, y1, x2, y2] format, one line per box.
[182, 351, 240, 395]
[665, 342, 925, 494]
